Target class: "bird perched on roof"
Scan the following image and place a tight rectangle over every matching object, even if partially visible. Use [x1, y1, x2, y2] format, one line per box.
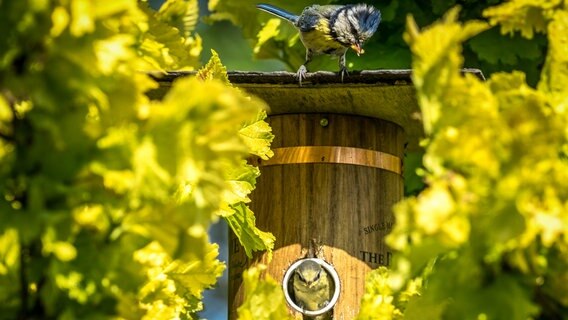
[256, 3, 381, 85]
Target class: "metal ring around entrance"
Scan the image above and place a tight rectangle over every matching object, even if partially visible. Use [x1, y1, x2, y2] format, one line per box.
[282, 258, 341, 317]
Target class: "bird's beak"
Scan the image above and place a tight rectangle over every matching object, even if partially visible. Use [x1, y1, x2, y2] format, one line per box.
[351, 43, 364, 56]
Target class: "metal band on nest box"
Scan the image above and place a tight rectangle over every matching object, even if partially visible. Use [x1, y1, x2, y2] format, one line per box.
[251, 146, 402, 175]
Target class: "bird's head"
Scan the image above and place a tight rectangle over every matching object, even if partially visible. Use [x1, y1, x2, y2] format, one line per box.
[295, 260, 323, 287]
[332, 4, 381, 56]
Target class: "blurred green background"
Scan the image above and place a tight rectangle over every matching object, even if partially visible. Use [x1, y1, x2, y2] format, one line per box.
[196, 21, 287, 71]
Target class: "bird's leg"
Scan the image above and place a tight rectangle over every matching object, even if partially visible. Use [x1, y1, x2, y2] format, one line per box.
[339, 52, 349, 82]
[296, 49, 313, 86]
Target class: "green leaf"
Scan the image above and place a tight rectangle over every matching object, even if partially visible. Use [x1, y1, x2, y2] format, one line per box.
[165, 242, 225, 303]
[225, 203, 275, 259]
[237, 264, 292, 320]
[356, 267, 403, 320]
[538, 10, 568, 113]
[218, 161, 260, 216]
[157, 0, 199, 38]
[239, 110, 274, 160]
[254, 18, 282, 54]
[405, 8, 490, 135]
[0, 229, 19, 310]
[196, 49, 230, 84]
[483, 0, 555, 38]
[137, 1, 202, 71]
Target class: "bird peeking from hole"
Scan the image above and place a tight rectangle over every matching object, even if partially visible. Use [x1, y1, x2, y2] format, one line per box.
[256, 3, 381, 85]
[292, 260, 334, 318]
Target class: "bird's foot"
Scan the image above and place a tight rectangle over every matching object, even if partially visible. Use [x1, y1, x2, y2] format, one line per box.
[296, 65, 308, 86]
[339, 67, 349, 83]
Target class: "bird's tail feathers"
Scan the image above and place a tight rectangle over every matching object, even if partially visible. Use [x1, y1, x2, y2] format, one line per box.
[256, 3, 299, 24]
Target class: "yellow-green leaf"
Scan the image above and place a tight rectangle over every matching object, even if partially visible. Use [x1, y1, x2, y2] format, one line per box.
[237, 265, 292, 320]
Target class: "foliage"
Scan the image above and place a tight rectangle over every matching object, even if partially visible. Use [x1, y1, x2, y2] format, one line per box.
[207, 0, 546, 85]
[355, 267, 421, 320]
[197, 50, 276, 259]
[236, 264, 292, 320]
[355, 2, 568, 319]
[138, 0, 202, 70]
[0, 0, 273, 318]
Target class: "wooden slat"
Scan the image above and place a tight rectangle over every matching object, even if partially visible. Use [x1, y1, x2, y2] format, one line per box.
[251, 146, 402, 175]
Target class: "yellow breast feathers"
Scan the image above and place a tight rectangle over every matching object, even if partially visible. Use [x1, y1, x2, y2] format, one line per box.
[299, 19, 345, 54]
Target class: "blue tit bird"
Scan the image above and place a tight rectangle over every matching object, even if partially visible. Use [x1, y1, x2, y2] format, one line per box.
[256, 3, 381, 85]
[292, 260, 334, 315]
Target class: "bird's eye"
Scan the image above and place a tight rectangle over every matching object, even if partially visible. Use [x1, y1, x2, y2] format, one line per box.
[314, 270, 321, 282]
[296, 270, 305, 282]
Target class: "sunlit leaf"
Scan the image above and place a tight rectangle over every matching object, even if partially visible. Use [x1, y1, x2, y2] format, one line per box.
[237, 264, 292, 320]
[225, 203, 275, 259]
[158, 0, 199, 38]
[196, 49, 230, 84]
[240, 110, 274, 160]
